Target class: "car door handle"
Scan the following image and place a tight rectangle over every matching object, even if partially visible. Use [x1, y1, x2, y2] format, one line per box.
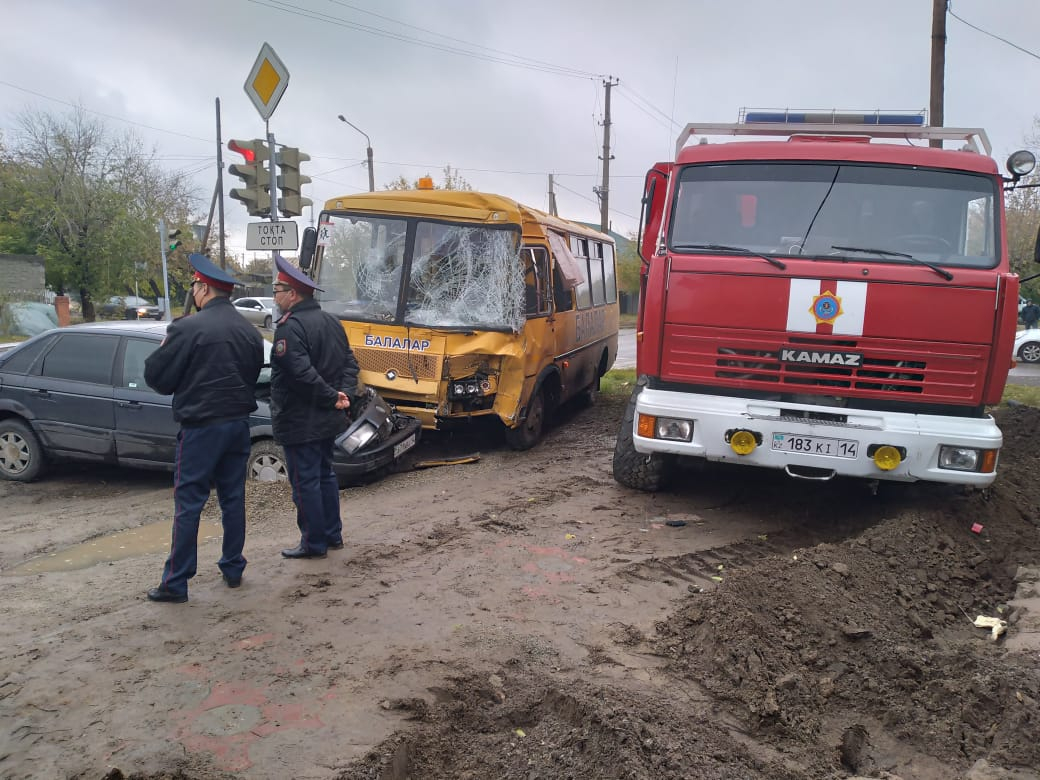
[35, 389, 52, 399]
[117, 401, 142, 410]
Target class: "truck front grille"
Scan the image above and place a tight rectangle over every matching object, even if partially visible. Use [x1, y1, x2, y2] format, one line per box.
[661, 330, 985, 404]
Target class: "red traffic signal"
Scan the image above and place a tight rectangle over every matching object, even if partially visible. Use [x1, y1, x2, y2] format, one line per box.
[228, 139, 257, 163]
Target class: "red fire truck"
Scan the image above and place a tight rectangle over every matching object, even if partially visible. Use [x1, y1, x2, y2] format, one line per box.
[613, 110, 1037, 491]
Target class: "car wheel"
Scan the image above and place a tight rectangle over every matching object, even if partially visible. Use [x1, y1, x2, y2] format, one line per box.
[1020, 341, 1040, 363]
[263, 315, 272, 329]
[0, 419, 46, 482]
[249, 440, 288, 482]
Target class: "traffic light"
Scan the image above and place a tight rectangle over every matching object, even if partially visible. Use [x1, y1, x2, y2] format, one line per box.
[167, 229, 182, 253]
[227, 138, 271, 217]
[276, 146, 312, 218]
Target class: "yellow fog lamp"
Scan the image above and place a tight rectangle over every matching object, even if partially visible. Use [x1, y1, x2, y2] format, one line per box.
[870, 444, 903, 471]
[727, 429, 758, 456]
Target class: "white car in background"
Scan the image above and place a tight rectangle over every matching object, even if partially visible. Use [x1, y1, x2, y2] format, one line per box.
[232, 296, 276, 329]
[1013, 328, 1040, 363]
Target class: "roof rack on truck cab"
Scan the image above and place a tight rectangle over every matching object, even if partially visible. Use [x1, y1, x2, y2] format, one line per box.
[675, 122, 991, 157]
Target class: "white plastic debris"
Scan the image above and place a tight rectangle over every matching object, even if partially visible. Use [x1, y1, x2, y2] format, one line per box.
[973, 615, 1008, 641]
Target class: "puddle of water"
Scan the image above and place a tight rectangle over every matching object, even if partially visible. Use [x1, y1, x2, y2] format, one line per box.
[5, 518, 225, 576]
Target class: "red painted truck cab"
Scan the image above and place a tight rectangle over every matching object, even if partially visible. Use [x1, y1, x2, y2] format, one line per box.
[614, 115, 1034, 491]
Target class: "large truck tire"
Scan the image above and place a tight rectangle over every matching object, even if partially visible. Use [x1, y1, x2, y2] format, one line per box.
[612, 386, 675, 492]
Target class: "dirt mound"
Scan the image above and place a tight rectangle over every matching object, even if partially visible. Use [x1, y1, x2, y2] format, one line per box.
[336, 670, 809, 780]
[338, 405, 1040, 780]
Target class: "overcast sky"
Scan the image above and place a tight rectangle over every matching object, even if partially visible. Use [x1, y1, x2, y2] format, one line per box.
[4, 0, 1040, 259]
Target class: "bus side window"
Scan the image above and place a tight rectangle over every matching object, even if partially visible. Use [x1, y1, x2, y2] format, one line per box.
[552, 263, 574, 312]
[523, 247, 551, 316]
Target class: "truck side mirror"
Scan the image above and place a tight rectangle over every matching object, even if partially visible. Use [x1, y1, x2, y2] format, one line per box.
[299, 226, 318, 270]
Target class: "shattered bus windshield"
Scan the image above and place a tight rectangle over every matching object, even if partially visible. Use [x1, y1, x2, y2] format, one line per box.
[315, 214, 524, 331]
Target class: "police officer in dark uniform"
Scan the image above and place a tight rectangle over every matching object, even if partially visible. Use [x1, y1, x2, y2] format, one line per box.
[270, 255, 359, 559]
[143, 254, 264, 603]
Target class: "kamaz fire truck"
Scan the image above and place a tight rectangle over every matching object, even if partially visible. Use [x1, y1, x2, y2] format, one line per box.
[613, 110, 1037, 491]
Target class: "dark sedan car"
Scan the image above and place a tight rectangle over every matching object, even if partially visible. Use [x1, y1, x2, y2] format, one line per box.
[0, 321, 419, 485]
[99, 295, 163, 320]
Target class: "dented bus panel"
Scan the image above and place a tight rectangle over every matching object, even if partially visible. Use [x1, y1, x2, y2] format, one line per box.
[307, 189, 618, 449]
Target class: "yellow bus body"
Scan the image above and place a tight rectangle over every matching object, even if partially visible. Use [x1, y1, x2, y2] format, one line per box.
[311, 190, 618, 446]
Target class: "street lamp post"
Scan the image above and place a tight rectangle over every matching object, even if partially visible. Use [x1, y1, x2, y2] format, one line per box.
[337, 114, 374, 192]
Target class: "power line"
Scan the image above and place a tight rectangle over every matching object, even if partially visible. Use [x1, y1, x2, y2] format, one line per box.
[324, 0, 604, 78]
[555, 179, 637, 222]
[948, 2, 1040, 62]
[0, 79, 213, 144]
[248, 0, 602, 79]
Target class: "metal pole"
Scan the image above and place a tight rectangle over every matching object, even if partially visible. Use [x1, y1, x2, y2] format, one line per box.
[215, 97, 227, 267]
[338, 115, 374, 192]
[599, 77, 618, 233]
[267, 122, 279, 295]
[367, 145, 375, 192]
[157, 219, 172, 322]
[929, 0, 947, 148]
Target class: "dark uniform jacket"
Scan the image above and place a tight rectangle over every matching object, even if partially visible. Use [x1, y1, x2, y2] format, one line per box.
[144, 296, 264, 426]
[270, 298, 359, 446]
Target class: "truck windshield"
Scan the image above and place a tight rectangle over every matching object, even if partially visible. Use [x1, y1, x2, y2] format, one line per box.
[313, 214, 524, 330]
[669, 163, 997, 268]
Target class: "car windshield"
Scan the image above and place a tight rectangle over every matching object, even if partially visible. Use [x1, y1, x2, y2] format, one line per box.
[313, 213, 525, 331]
[669, 162, 997, 268]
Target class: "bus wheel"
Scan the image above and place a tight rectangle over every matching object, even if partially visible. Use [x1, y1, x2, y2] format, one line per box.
[612, 387, 674, 492]
[579, 376, 599, 408]
[505, 387, 545, 450]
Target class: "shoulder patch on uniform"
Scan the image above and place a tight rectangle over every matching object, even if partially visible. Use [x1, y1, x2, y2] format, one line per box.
[274, 339, 287, 356]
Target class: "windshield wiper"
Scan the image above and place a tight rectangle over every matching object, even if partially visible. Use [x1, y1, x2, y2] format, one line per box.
[673, 243, 786, 270]
[831, 245, 953, 281]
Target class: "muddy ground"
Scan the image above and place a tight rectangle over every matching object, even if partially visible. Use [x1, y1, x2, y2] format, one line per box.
[1, 391, 1038, 780]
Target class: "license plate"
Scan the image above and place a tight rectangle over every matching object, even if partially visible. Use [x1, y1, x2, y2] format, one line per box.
[394, 433, 417, 459]
[771, 433, 858, 459]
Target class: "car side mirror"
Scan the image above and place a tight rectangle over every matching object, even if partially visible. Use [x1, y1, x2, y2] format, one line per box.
[299, 226, 318, 270]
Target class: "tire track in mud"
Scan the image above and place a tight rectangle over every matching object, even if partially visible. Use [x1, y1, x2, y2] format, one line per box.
[615, 513, 885, 593]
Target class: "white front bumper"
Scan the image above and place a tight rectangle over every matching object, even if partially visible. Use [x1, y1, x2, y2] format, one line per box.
[632, 388, 1001, 486]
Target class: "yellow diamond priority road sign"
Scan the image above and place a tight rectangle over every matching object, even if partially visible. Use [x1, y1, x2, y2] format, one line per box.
[244, 42, 289, 121]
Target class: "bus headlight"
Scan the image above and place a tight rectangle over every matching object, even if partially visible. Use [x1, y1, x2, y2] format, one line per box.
[447, 375, 492, 399]
[938, 446, 998, 473]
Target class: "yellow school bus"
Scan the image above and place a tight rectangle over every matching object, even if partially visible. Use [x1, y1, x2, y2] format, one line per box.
[298, 188, 619, 448]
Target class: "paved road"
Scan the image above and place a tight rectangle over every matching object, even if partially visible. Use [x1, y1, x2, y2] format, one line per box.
[615, 328, 635, 369]
[613, 328, 1040, 387]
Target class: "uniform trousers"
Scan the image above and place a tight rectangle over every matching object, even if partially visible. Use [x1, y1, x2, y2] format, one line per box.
[283, 438, 343, 554]
[160, 419, 251, 596]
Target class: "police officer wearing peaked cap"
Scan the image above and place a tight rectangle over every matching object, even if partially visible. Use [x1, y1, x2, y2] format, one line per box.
[270, 255, 359, 560]
[143, 254, 265, 603]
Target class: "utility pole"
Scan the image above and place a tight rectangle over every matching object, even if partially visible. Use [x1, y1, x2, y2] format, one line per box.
[929, 0, 947, 148]
[597, 77, 618, 233]
[548, 174, 558, 216]
[215, 97, 226, 267]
